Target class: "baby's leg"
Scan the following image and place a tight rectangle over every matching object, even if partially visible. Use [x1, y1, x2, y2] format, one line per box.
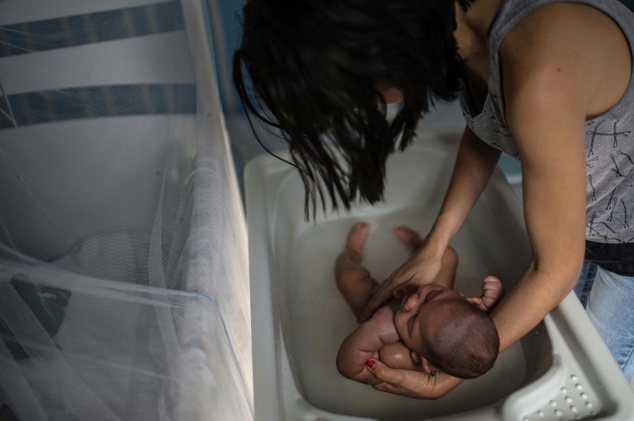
[394, 226, 458, 289]
[394, 226, 424, 254]
[335, 222, 377, 319]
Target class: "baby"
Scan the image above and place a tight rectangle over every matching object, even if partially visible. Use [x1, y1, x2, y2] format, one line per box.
[335, 222, 503, 384]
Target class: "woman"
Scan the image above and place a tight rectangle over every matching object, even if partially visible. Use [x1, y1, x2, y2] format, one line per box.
[233, 0, 634, 398]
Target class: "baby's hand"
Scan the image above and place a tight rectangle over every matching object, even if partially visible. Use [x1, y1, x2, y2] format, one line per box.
[479, 276, 504, 311]
[467, 276, 504, 312]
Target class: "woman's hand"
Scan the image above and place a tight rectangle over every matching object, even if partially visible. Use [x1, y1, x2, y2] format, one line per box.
[358, 246, 444, 322]
[368, 359, 463, 399]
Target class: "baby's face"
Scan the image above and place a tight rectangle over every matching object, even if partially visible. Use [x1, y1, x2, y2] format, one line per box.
[393, 284, 468, 357]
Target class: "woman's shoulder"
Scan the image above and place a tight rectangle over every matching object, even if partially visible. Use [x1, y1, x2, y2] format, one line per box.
[499, 2, 630, 117]
[501, 2, 618, 63]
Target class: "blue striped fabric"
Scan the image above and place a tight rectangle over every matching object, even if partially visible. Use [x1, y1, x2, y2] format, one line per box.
[0, 84, 196, 129]
[0, 1, 185, 57]
[0, 1, 196, 129]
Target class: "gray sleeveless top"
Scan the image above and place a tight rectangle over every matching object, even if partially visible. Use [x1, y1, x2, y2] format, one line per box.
[459, 0, 634, 249]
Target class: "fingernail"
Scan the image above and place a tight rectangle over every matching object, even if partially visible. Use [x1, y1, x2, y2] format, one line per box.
[366, 359, 376, 369]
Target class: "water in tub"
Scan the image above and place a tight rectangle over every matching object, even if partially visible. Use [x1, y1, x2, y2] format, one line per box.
[286, 211, 527, 420]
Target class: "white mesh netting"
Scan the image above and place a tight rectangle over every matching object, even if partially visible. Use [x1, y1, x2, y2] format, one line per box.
[0, 1, 252, 420]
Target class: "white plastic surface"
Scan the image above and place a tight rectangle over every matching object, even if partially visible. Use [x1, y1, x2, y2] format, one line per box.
[246, 128, 634, 421]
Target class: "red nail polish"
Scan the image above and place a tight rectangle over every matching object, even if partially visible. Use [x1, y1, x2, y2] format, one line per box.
[366, 359, 376, 369]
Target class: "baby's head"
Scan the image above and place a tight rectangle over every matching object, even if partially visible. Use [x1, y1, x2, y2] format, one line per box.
[394, 284, 500, 379]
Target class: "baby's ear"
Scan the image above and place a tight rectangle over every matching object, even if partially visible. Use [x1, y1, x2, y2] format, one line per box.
[418, 356, 438, 377]
[411, 351, 431, 371]
[410, 350, 422, 365]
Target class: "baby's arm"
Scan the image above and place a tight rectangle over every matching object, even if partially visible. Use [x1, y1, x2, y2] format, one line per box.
[336, 306, 400, 385]
[467, 275, 505, 312]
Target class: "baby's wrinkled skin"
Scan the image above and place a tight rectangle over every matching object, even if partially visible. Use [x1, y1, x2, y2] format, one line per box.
[335, 222, 503, 385]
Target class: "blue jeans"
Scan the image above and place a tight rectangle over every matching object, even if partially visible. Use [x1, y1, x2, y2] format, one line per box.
[574, 261, 634, 382]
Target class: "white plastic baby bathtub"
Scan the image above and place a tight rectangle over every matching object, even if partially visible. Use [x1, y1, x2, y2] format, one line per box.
[246, 129, 634, 421]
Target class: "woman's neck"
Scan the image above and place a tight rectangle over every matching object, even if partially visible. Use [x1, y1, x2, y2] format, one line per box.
[454, 0, 502, 79]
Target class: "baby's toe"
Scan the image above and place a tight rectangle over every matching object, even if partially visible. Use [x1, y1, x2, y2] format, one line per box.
[394, 226, 423, 252]
[346, 222, 369, 254]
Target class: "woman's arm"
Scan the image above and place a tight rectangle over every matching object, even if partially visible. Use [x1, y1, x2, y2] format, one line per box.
[360, 126, 501, 320]
[365, 2, 626, 399]
[366, 65, 588, 393]
[356, 128, 501, 397]
[491, 8, 590, 352]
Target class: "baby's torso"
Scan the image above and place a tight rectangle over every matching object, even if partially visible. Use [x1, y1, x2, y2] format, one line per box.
[375, 303, 421, 371]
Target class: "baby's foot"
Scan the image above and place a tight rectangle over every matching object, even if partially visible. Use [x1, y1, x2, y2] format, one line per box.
[346, 222, 369, 255]
[335, 222, 369, 273]
[394, 226, 423, 253]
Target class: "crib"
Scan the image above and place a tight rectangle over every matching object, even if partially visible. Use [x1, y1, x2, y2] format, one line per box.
[0, 1, 251, 420]
[1, 1, 633, 420]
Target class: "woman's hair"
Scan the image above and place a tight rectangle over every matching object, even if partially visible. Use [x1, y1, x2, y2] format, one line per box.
[233, 0, 473, 217]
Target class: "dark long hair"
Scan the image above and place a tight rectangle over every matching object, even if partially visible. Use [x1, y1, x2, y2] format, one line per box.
[234, 0, 473, 217]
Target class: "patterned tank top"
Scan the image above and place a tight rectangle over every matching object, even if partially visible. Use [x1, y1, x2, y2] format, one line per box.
[458, 0, 634, 273]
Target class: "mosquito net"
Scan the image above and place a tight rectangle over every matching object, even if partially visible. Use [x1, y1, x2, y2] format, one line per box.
[0, 1, 252, 420]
